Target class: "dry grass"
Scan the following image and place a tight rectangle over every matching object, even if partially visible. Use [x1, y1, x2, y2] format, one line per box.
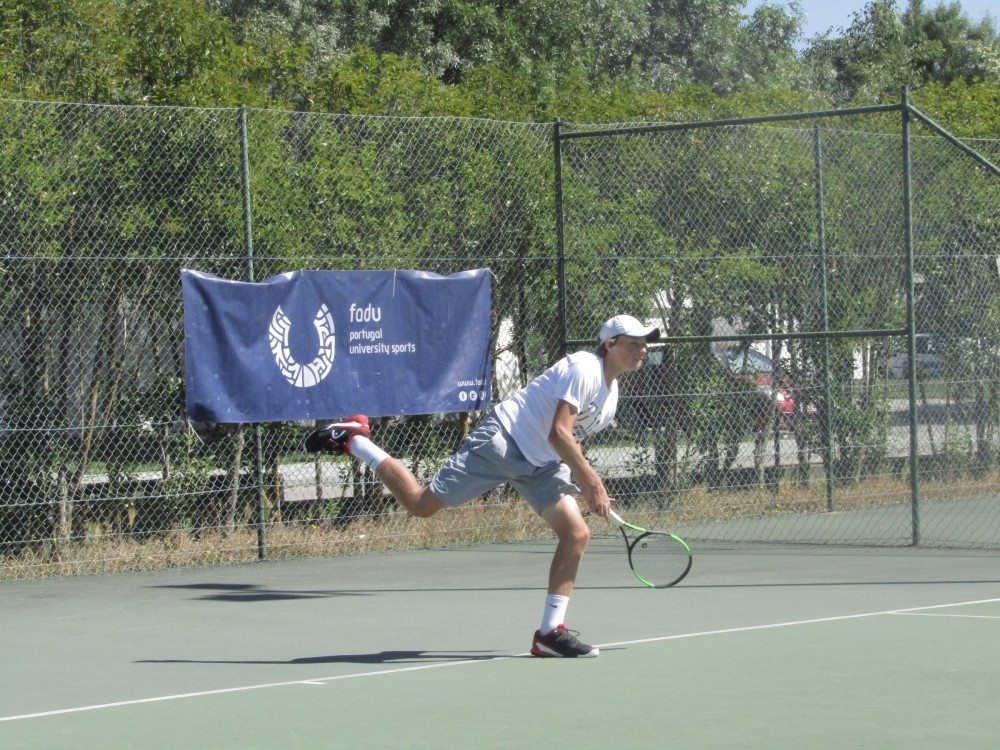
[0, 494, 553, 581]
[4, 471, 999, 581]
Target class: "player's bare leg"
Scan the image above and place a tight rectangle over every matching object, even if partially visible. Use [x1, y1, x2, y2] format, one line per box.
[531, 494, 598, 657]
[539, 494, 591, 597]
[371, 458, 445, 518]
[304, 415, 444, 518]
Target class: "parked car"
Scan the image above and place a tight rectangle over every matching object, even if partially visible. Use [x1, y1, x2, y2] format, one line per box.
[711, 345, 804, 432]
[887, 334, 943, 379]
[616, 343, 813, 436]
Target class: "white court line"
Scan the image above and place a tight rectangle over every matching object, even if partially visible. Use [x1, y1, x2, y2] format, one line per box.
[0, 659, 504, 723]
[893, 613, 1000, 620]
[4, 596, 999, 723]
[599, 596, 1000, 649]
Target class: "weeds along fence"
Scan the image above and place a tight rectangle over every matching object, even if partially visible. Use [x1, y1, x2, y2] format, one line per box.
[0, 95, 998, 579]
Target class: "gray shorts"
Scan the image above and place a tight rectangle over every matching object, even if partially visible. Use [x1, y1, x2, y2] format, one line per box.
[428, 413, 578, 513]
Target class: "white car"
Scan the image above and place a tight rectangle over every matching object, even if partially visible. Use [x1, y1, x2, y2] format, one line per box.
[889, 334, 943, 378]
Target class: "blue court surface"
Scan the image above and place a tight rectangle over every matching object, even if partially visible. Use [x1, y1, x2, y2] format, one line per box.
[2, 539, 999, 749]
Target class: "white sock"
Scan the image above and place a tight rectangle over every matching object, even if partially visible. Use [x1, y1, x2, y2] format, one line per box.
[540, 594, 569, 635]
[349, 436, 390, 471]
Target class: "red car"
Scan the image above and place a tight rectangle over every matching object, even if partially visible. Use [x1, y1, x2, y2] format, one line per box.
[616, 343, 815, 437]
[711, 345, 805, 433]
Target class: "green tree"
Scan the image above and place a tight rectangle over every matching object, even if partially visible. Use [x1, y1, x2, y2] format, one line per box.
[0, 0, 128, 101]
[119, 0, 251, 105]
[804, 0, 1000, 103]
[737, 2, 808, 90]
[904, 0, 1000, 86]
[913, 80, 1000, 136]
[634, 0, 801, 94]
[804, 0, 917, 103]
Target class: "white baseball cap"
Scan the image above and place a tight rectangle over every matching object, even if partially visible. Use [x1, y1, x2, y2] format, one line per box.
[599, 314, 661, 343]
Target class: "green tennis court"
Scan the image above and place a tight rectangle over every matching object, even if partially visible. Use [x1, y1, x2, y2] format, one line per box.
[3, 540, 999, 749]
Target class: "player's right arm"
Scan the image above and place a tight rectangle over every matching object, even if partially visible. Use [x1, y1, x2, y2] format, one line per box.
[548, 399, 613, 518]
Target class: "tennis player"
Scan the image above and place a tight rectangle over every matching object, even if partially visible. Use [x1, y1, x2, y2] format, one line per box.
[305, 314, 660, 657]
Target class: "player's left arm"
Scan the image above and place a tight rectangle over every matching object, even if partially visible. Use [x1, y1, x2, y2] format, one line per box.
[548, 399, 613, 518]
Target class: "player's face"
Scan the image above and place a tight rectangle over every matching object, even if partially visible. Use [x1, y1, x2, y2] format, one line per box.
[608, 335, 649, 371]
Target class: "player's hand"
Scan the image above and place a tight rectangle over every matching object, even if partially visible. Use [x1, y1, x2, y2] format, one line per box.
[579, 477, 613, 518]
[590, 497, 613, 519]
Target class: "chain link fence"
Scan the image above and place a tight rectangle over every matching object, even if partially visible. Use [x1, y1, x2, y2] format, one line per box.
[1, 98, 998, 580]
[559, 106, 1000, 547]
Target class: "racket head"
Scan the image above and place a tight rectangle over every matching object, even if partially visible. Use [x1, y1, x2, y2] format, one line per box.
[626, 530, 692, 588]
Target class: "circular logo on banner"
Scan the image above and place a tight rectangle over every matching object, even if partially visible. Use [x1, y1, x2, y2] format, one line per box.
[268, 304, 335, 387]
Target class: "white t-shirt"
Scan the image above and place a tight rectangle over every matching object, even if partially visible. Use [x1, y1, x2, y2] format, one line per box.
[493, 351, 617, 466]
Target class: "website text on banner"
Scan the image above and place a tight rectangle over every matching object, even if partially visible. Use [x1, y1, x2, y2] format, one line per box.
[182, 269, 492, 423]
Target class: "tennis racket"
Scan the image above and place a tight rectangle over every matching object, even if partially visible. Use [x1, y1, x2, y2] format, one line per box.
[608, 509, 692, 588]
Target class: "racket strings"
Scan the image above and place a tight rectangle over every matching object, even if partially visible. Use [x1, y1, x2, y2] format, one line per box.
[629, 532, 691, 588]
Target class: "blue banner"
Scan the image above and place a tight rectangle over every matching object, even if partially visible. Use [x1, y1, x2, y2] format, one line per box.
[182, 269, 492, 423]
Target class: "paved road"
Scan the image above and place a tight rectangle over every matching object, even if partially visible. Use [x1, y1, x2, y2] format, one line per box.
[587, 397, 985, 478]
[77, 399, 987, 504]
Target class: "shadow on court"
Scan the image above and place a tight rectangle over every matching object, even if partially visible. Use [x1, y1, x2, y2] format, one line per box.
[150, 581, 572, 600]
[149, 575, 1000, 603]
[136, 650, 505, 665]
[148, 582, 376, 602]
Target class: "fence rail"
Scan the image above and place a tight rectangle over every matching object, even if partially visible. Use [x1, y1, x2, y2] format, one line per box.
[1, 94, 998, 580]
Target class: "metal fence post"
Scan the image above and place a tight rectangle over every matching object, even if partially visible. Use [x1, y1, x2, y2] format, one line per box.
[553, 117, 568, 357]
[239, 104, 268, 561]
[813, 125, 836, 511]
[901, 88, 922, 546]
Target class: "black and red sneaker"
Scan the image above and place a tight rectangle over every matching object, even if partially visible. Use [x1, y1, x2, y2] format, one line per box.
[304, 415, 371, 455]
[530, 625, 599, 658]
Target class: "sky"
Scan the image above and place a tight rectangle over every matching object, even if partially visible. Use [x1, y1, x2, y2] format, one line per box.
[745, 0, 997, 40]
